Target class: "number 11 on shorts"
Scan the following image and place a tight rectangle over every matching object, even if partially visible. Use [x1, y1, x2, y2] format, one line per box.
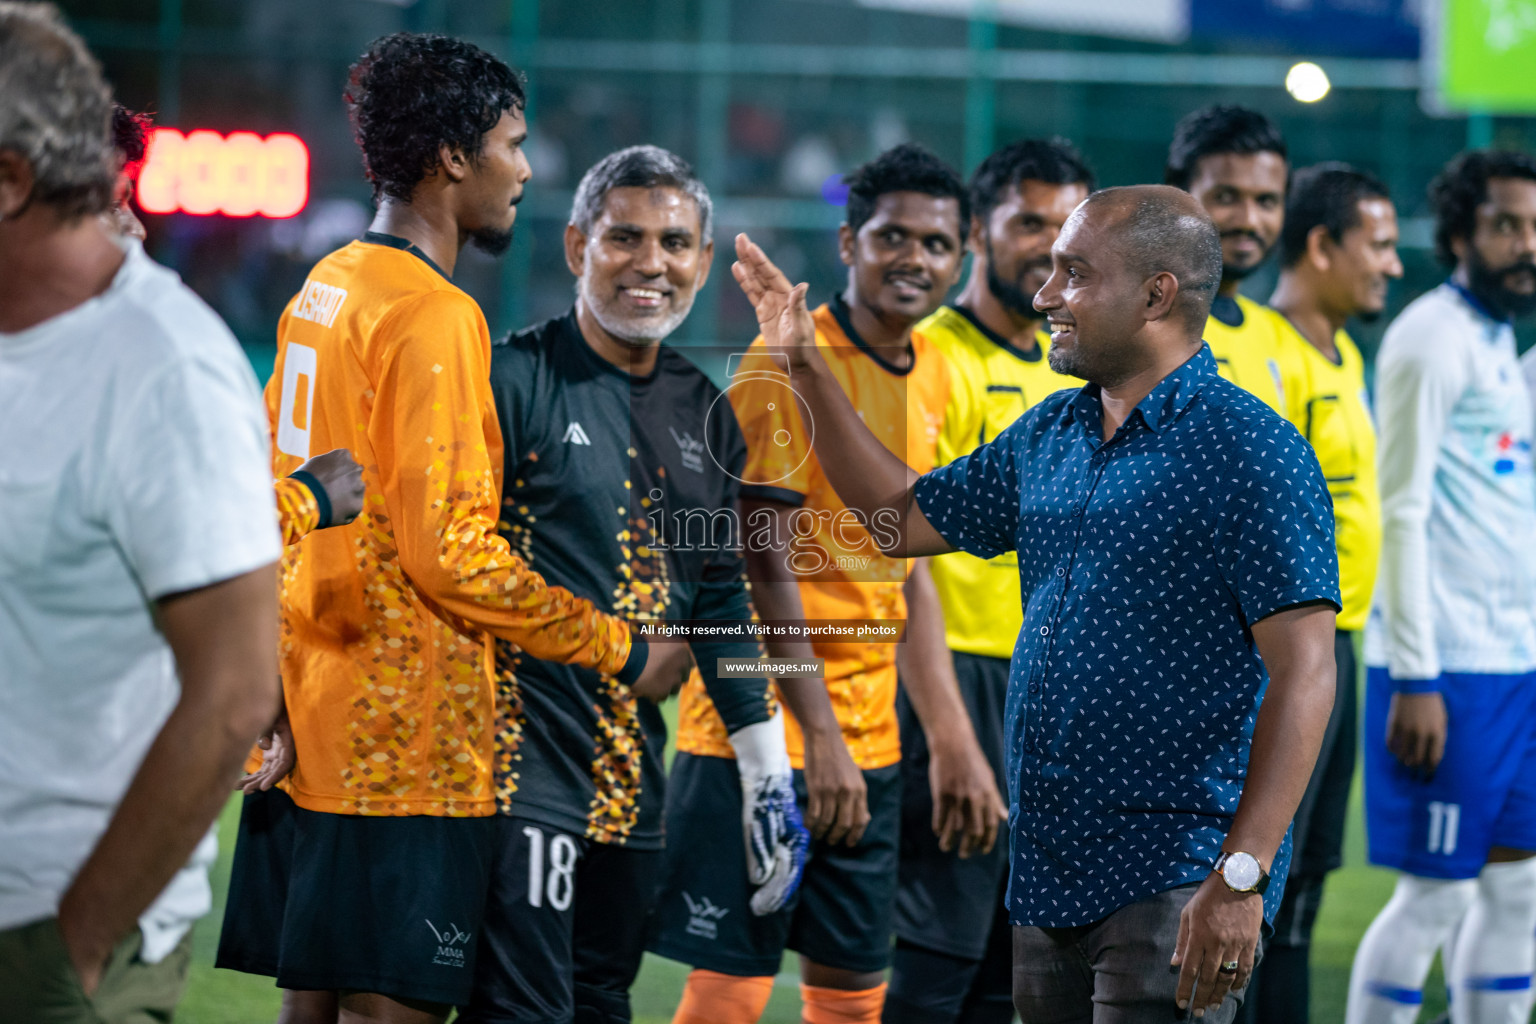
[523, 825, 576, 911]
[1428, 801, 1461, 856]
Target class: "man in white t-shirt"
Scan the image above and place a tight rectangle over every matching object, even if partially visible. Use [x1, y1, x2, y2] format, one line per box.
[0, 6, 282, 1021]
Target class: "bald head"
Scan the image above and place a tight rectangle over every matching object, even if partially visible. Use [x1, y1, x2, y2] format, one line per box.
[1077, 185, 1222, 330]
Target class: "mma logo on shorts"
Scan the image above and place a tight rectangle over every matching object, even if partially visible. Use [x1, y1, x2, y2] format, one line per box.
[682, 892, 730, 939]
[425, 919, 472, 967]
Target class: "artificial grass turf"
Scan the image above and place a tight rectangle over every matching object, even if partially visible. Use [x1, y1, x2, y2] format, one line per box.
[181, 673, 1459, 1024]
[179, 778, 1456, 1024]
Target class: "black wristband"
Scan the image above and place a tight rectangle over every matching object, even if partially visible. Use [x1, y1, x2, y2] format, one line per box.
[691, 637, 773, 734]
[615, 636, 649, 686]
[287, 469, 332, 530]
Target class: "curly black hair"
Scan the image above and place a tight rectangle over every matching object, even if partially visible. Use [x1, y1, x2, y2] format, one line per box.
[1165, 105, 1287, 191]
[1280, 162, 1391, 267]
[1427, 150, 1536, 268]
[111, 104, 152, 174]
[844, 142, 968, 237]
[344, 32, 526, 203]
[969, 137, 1095, 226]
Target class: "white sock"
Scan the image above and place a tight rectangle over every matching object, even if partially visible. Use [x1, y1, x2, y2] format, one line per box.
[1449, 860, 1536, 1024]
[1346, 873, 1477, 1024]
[1443, 907, 1470, 1010]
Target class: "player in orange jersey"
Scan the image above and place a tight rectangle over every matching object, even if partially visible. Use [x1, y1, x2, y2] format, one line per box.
[104, 105, 365, 804]
[215, 33, 688, 1024]
[651, 144, 1005, 1024]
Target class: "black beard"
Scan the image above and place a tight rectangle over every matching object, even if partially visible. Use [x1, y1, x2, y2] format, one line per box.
[1220, 259, 1262, 285]
[1046, 345, 1079, 376]
[1356, 308, 1383, 325]
[469, 224, 514, 257]
[984, 237, 1047, 318]
[1219, 230, 1271, 285]
[1467, 250, 1536, 320]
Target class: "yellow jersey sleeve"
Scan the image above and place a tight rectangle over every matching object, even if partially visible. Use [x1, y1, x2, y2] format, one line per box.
[1273, 320, 1381, 630]
[935, 345, 983, 469]
[1202, 294, 1308, 431]
[918, 306, 1081, 659]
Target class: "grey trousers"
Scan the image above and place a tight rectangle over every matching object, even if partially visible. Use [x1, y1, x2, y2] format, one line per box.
[1012, 884, 1258, 1024]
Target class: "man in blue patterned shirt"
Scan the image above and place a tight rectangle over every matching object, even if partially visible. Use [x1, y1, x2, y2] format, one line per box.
[729, 185, 1340, 1023]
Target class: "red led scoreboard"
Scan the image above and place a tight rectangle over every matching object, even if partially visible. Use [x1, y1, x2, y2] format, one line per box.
[137, 129, 309, 218]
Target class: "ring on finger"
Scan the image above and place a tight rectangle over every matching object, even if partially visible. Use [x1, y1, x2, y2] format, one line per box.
[1218, 960, 1240, 975]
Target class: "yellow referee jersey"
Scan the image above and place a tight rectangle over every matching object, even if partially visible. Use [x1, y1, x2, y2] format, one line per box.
[1203, 293, 1308, 430]
[1269, 316, 1381, 631]
[917, 305, 1082, 659]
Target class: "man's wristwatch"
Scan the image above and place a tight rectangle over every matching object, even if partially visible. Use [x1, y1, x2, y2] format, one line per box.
[1214, 851, 1270, 895]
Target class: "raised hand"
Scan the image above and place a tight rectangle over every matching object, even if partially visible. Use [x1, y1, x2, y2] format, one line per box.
[731, 233, 821, 375]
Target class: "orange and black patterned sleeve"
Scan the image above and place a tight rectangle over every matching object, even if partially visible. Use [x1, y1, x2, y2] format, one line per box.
[373, 292, 646, 683]
[273, 475, 321, 547]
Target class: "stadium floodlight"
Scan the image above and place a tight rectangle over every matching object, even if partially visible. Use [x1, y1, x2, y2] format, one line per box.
[1286, 61, 1332, 103]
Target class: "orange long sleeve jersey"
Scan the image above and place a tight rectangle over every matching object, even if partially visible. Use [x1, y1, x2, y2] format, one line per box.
[241, 475, 320, 779]
[266, 234, 644, 817]
[676, 297, 951, 771]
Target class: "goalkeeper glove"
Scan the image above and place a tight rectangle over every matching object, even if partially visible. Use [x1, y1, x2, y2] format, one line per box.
[727, 713, 810, 916]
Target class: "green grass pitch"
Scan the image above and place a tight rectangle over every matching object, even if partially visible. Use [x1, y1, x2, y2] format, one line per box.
[176, 709, 1451, 1023]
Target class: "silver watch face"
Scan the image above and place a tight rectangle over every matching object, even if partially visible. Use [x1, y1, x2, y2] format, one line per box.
[1222, 851, 1261, 891]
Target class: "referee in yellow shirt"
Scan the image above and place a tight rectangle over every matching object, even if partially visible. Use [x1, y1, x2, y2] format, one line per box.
[1236, 165, 1400, 1024]
[886, 138, 1091, 1024]
[1167, 105, 1307, 426]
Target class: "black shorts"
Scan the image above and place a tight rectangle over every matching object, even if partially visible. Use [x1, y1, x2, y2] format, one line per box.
[216, 788, 496, 1007]
[457, 816, 662, 1024]
[893, 653, 1011, 961]
[1287, 630, 1358, 880]
[648, 753, 901, 977]
[1267, 630, 1357, 950]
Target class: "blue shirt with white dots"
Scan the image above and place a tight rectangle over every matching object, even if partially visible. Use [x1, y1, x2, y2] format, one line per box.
[913, 344, 1340, 928]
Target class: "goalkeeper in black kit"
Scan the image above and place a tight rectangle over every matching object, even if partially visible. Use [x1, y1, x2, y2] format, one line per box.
[456, 146, 811, 1024]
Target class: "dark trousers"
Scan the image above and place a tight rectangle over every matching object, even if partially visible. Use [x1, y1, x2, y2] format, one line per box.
[884, 895, 1015, 1024]
[1012, 885, 1256, 1024]
[1233, 629, 1358, 1024]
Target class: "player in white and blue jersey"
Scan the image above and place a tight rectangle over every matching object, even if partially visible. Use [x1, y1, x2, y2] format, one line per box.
[1347, 150, 1536, 1024]
[1525, 345, 1536, 406]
